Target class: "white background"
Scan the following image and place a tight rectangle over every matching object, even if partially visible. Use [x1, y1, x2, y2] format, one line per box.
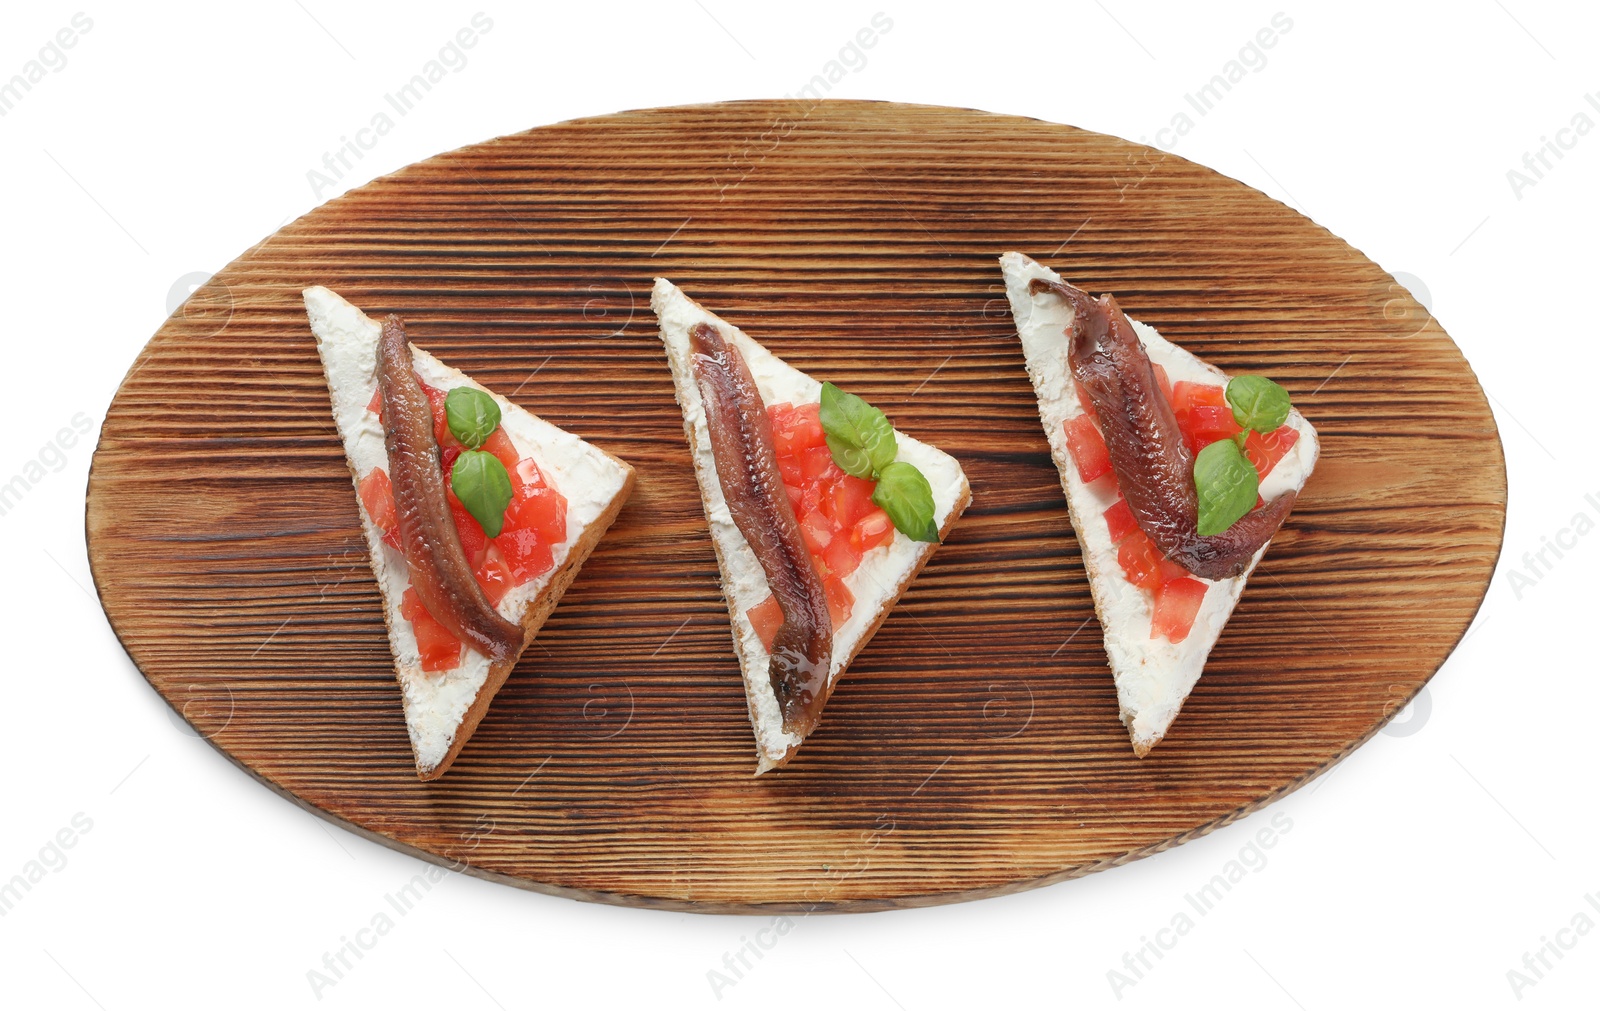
[1, 1, 1595, 1008]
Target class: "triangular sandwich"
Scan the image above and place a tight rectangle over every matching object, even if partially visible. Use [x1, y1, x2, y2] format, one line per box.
[305, 286, 635, 779]
[999, 252, 1319, 755]
[651, 278, 971, 773]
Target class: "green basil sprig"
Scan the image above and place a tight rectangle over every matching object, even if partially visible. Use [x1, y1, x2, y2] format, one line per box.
[451, 450, 514, 537]
[871, 461, 938, 542]
[445, 387, 501, 449]
[1194, 439, 1259, 536]
[819, 382, 897, 479]
[1191, 374, 1295, 536]
[1225, 375, 1291, 435]
[818, 382, 939, 543]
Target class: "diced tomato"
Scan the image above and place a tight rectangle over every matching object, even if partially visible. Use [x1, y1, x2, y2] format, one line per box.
[748, 594, 783, 652]
[357, 469, 400, 549]
[1117, 530, 1162, 591]
[778, 454, 805, 486]
[512, 456, 547, 497]
[400, 587, 463, 672]
[851, 508, 894, 552]
[798, 445, 841, 484]
[1151, 363, 1173, 405]
[799, 510, 834, 556]
[1063, 414, 1112, 483]
[495, 526, 554, 582]
[413, 622, 462, 672]
[481, 428, 521, 476]
[758, 396, 893, 633]
[399, 588, 424, 620]
[1169, 380, 1223, 417]
[823, 575, 854, 629]
[450, 503, 489, 569]
[825, 474, 877, 529]
[366, 387, 383, 416]
[822, 534, 863, 579]
[475, 548, 515, 606]
[358, 469, 396, 528]
[419, 381, 454, 448]
[1116, 529, 1187, 591]
[1170, 381, 1241, 454]
[799, 481, 826, 521]
[477, 452, 568, 585]
[1184, 405, 1243, 454]
[1242, 426, 1300, 479]
[770, 401, 826, 456]
[789, 401, 824, 431]
[1103, 498, 1139, 543]
[1151, 577, 1207, 643]
[515, 488, 568, 543]
[815, 476, 843, 524]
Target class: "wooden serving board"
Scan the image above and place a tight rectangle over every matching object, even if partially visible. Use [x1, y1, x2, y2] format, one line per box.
[87, 100, 1505, 913]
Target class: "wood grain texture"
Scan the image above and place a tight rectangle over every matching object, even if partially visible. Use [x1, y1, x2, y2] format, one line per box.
[85, 100, 1505, 913]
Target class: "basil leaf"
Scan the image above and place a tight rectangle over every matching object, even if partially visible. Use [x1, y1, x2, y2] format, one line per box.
[451, 450, 514, 538]
[1193, 439, 1260, 537]
[871, 461, 939, 543]
[1225, 375, 1291, 434]
[824, 436, 874, 480]
[445, 386, 501, 449]
[819, 382, 897, 480]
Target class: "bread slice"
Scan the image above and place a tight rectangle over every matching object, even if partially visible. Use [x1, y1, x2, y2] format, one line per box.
[651, 278, 971, 773]
[304, 286, 635, 779]
[999, 252, 1320, 755]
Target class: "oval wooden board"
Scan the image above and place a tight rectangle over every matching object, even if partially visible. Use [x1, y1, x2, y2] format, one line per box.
[87, 100, 1505, 913]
